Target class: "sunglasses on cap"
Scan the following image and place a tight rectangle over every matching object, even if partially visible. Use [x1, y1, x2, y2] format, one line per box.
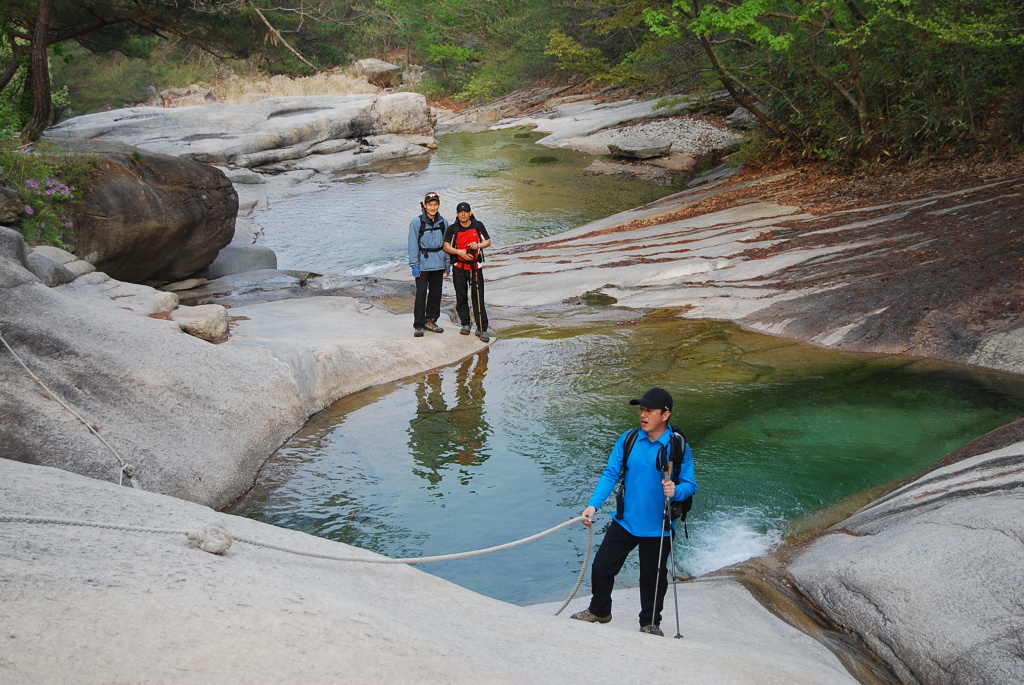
[423, 193, 440, 203]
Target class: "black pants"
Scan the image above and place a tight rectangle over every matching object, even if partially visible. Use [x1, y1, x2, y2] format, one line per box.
[588, 519, 672, 627]
[413, 269, 444, 329]
[452, 266, 487, 331]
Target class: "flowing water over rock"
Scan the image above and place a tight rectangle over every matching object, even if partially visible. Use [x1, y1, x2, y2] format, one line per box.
[228, 316, 1024, 605]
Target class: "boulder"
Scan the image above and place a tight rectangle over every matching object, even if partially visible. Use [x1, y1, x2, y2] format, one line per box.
[168, 304, 229, 342]
[45, 94, 435, 170]
[788, 442, 1024, 685]
[26, 251, 75, 286]
[206, 243, 278, 279]
[160, 84, 218, 107]
[0, 229, 298, 506]
[352, 58, 403, 88]
[64, 259, 96, 279]
[30, 244, 77, 264]
[607, 138, 673, 159]
[0, 185, 22, 223]
[727, 106, 761, 130]
[0, 226, 33, 288]
[372, 92, 433, 135]
[45, 139, 237, 284]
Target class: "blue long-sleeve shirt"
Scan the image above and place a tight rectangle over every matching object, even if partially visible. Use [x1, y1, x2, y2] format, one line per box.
[408, 211, 450, 271]
[588, 426, 698, 537]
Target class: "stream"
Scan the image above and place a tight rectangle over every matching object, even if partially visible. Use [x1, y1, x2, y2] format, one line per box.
[251, 128, 690, 276]
[227, 316, 1024, 605]
[229, 129, 1024, 607]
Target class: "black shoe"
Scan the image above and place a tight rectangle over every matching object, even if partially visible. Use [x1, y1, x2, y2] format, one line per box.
[414, 328, 425, 337]
[639, 624, 664, 636]
[424, 321, 444, 333]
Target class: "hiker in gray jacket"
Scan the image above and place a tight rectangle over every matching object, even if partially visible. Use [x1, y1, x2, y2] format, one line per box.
[408, 191, 450, 337]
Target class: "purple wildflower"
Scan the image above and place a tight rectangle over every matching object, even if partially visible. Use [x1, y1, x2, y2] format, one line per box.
[24, 206, 34, 215]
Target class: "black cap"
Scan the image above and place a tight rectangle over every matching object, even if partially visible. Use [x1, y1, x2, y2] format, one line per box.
[456, 202, 471, 213]
[629, 387, 673, 412]
[423, 192, 440, 204]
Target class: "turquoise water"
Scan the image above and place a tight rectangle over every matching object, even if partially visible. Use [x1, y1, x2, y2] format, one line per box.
[251, 128, 688, 276]
[227, 319, 1024, 605]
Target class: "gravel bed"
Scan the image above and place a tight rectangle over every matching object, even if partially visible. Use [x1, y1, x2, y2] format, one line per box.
[587, 115, 741, 156]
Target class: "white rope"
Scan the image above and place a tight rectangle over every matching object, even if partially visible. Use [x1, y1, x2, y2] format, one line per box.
[0, 513, 594, 614]
[553, 520, 594, 616]
[0, 329, 134, 486]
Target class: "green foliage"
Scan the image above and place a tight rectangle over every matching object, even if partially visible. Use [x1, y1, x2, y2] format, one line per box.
[0, 142, 97, 247]
[633, 0, 1024, 164]
[50, 42, 234, 116]
[425, 43, 482, 90]
[5, 0, 1019, 165]
[874, 0, 1024, 47]
[545, 30, 611, 77]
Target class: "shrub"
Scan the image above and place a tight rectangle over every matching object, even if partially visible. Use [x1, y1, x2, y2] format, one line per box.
[0, 142, 97, 247]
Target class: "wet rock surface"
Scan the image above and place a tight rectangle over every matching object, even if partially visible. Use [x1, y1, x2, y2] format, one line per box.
[476, 161, 1024, 376]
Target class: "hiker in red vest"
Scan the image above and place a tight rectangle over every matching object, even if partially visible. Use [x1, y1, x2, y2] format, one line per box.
[444, 202, 492, 342]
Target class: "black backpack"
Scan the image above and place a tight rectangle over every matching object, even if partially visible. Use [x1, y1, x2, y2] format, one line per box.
[614, 425, 694, 537]
[418, 216, 445, 258]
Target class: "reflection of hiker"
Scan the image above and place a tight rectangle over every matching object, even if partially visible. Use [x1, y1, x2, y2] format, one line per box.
[408, 191, 450, 337]
[571, 388, 697, 636]
[452, 350, 491, 465]
[444, 202, 491, 342]
[408, 353, 492, 485]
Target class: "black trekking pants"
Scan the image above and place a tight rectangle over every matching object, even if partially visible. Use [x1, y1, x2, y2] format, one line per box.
[452, 266, 488, 331]
[413, 269, 444, 329]
[588, 519, 672, 627]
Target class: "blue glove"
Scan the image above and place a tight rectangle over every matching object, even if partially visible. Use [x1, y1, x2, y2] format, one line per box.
[446, 266, 451, 276]
[412, 267, 420, 277]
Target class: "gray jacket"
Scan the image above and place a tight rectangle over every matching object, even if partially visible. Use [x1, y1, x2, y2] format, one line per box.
[408, 211, 450, 271]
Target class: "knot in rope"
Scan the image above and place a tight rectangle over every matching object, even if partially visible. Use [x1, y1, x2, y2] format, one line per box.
[187, 522, 232, 555]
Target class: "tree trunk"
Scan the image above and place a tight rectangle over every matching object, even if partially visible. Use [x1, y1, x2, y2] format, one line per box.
[697, 35, 797, 143]
[20, 0, 54, 143]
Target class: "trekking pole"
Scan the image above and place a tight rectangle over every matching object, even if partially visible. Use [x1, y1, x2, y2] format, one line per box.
[668, 506, 683, 639]
[660, 445, 683, 638]
[649, 446, 671, 634]
[470, 261, 482, 333]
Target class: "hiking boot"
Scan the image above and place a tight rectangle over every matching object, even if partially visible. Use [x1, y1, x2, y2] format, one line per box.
[414, 328, 425, 337]
[475, 329, 490, 342]
[424, 321, 444, 334]
[570, 609, 611, 624]
[639, 624, 664, 636]
[460, 325, 471, 335]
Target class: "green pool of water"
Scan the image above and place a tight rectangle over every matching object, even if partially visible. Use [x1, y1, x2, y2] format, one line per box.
[226, 318, 1024, 605]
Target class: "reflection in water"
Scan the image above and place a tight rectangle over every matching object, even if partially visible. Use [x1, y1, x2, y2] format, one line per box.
[409, 352, 491, 486]
[228, 319, 1024, 605]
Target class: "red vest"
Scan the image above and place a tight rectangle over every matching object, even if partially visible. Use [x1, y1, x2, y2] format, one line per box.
[452, 224, 482, 270]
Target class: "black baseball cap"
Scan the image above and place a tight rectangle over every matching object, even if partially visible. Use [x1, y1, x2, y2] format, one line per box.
[423, 192, 441, 204]
[456, 202, 471, 213]
[629, 387, 673, 412]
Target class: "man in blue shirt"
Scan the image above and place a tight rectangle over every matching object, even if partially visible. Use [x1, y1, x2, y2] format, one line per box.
[571, 387, 698, 636]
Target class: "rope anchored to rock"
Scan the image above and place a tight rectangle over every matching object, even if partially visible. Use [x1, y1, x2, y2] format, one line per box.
[0, 513, 594, 615]
[0, 329, 136, 487]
